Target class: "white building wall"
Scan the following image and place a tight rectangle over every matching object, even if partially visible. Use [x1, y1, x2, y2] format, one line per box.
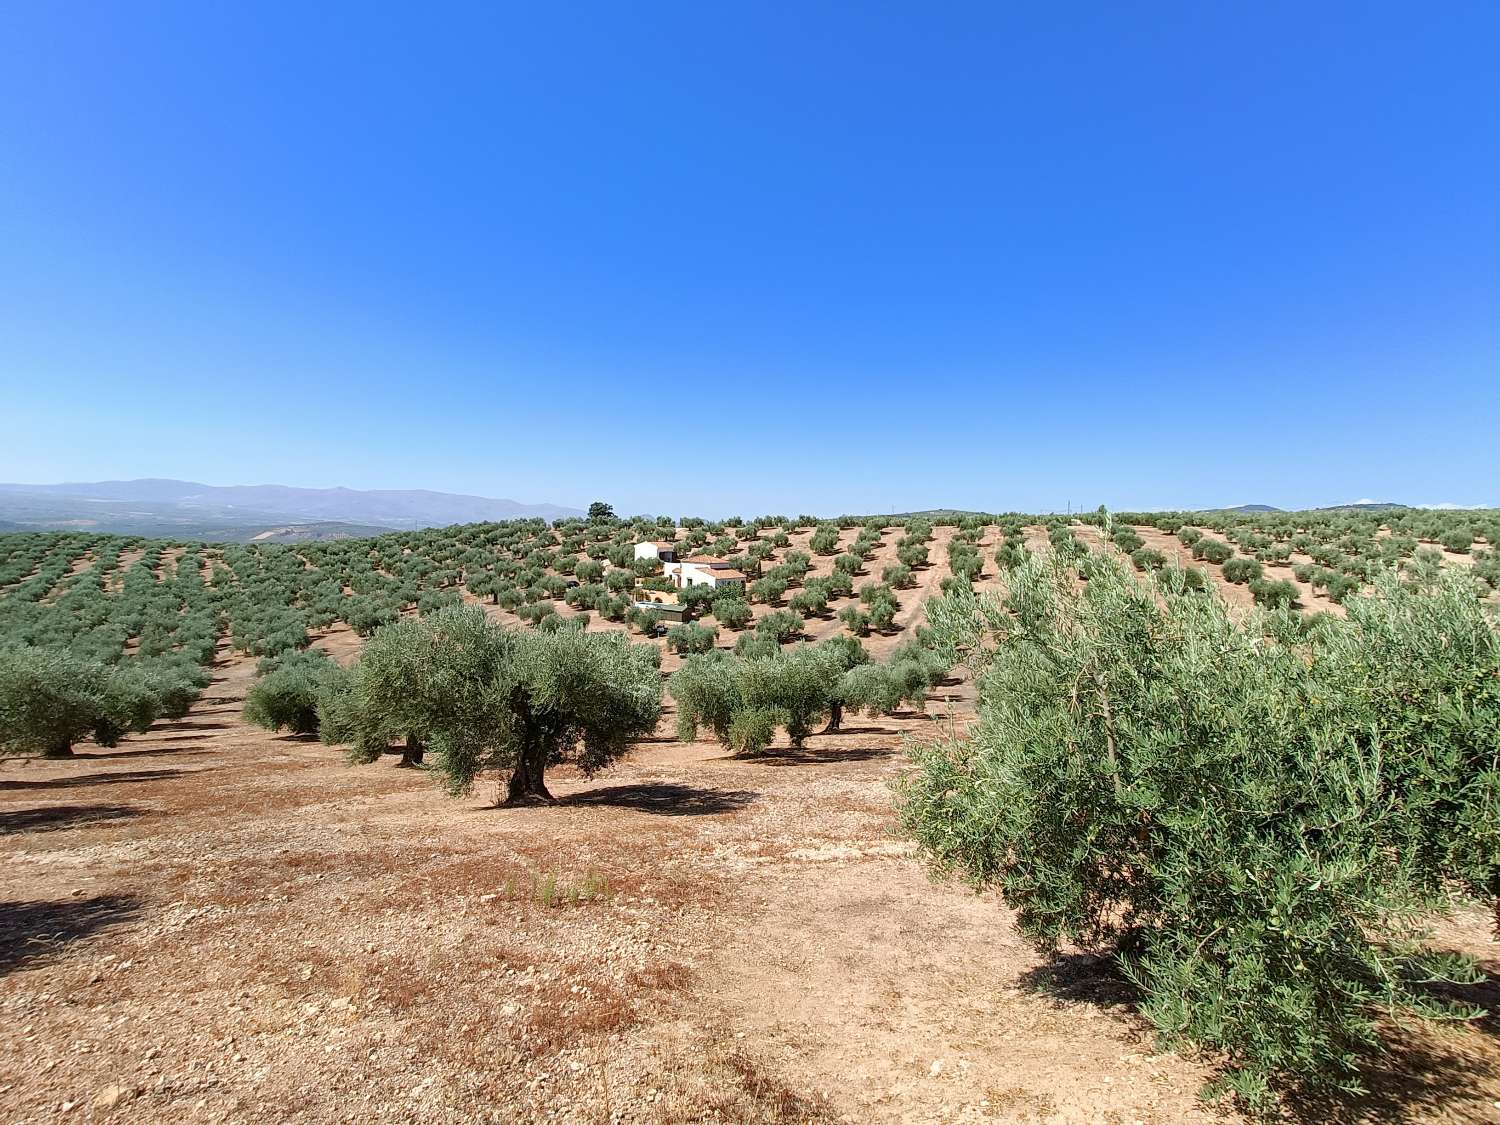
[635, 541, 675, 563]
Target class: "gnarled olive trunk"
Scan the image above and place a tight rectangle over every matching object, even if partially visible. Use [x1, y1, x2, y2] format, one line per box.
[503, 741, 553, 805]
[820, 700, 843, 735]
[42, 738, 75, 760]
[396, 736, 425, 769]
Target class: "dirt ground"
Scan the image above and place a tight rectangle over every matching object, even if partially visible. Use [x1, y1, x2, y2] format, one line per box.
[5, 531, 1500, 1124]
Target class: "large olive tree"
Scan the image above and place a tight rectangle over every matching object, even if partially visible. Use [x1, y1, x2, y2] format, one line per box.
[332, 605, 662, 804]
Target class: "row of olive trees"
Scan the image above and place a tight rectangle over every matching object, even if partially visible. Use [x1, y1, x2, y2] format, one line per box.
[668, 635, 949, 755]
[0, 645, 209, 757]
[899, 553, 1499, 1115]
[245, 606, 663, 804]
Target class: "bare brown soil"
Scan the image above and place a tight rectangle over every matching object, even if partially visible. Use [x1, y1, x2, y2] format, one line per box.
[5, 526, 1498, 1122]
[5, 634, 1500, 1124]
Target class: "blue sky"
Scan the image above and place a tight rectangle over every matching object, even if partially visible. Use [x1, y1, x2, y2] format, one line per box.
[1, 3, 1496, 516]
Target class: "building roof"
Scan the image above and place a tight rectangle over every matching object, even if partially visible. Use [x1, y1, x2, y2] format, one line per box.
[704, 569, 747, 581]
[683, 555, 736, 565]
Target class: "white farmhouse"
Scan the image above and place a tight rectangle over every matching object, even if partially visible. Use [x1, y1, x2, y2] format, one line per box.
[633, 540, 676, 563]
[663, 555, 748, 591]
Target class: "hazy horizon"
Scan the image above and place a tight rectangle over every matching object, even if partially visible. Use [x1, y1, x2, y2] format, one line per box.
[0, 475, 1491, 523]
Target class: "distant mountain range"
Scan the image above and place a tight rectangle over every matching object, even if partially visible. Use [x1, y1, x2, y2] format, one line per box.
[1221, 502, 1413, 514]
[0, 479, 582, 541]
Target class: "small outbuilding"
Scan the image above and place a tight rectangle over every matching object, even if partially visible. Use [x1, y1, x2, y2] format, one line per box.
[632, 600, 686, 623]
[633, 540, 676, 563]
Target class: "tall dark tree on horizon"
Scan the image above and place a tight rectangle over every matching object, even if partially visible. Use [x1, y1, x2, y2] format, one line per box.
[587, 500, 615, 521]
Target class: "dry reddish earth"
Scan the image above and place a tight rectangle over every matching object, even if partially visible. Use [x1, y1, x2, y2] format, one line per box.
[5, 640, 1500, 1124]
[5, 527, 1499, 1123]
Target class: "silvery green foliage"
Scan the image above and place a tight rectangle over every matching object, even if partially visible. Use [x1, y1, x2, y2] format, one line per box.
[0, 645, 201, 756]
[900, 554, 1496, 1114]
[669, 637, 924, 755]
[328, 605, 661, 802]
[244, 648, 347, 736]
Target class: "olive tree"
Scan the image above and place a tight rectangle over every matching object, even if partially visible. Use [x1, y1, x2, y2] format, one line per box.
[900, 555, 1497, 1115]
[1221, 557, 1263, 585]
[711, 597, 752, 630]
[669, 643, 848, 753]
[244, 649, 347, 737]
[666, 622, 718, 654]
[330, 606, 662, 804]
[0, 648, 112, 758]
[668, 651, 742, 744]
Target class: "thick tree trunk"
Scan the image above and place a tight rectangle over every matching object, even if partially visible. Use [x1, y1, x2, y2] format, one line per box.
[502, 742, 554, 805]
[41, 738, 75, 760]
[396, 736, 425, 769]
[820, 700, 843, 735]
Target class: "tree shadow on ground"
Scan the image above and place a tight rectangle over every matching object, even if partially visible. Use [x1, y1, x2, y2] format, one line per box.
[1017, 950, 1138, 1009]
[1019, 951, 1500, 1124]
[0, 804, 143, 835]
[0, 769, 183, 792]
[1419, 951, 1500, 1038]
[1284, 1032, 1500, 1124]
[149, 720, 232, 732]
[0, 894, 142, 976]
[752, 746, 899, 766]
[558, 782, 757, 817]
[79, 742, 211, 758]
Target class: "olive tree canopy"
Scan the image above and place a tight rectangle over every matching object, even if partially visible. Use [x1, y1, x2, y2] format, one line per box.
[333, 605, 661, 804]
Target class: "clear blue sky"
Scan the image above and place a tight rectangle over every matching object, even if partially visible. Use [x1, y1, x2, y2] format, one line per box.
[1, 3, 1496, 516]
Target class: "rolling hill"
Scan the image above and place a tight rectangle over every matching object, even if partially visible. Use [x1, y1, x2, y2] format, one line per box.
[0, 479, 583, 539]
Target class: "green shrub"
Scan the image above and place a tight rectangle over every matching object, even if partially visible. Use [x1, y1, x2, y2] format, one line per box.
[666, 622, 718, 654]
[1192, 538, 1234, 565]
[711, 598, 752, 630]
[1249, 577, 1298, 608]
[1221, 557, 1264, 584]
[245, 649, 346, 736]
[900, 558, 1496, 1115]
